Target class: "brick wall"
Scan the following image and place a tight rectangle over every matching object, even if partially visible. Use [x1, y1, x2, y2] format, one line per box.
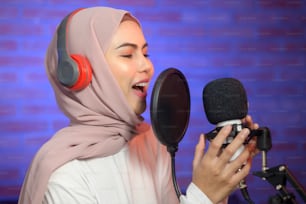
[0, 0, 305, 203]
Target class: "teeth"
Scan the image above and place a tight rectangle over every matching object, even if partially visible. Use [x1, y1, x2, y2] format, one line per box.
[135, 82, 147, 87]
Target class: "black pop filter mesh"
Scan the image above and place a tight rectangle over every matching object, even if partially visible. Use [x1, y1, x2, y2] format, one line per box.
[202, 78, 248, 125]
[150, 68, 190, 147]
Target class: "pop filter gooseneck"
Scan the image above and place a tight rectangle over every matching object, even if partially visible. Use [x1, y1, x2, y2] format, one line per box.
[150, 68, 190, 199]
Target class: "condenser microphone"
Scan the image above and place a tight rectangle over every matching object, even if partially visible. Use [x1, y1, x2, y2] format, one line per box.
[203, 77, 248, 159]
[202, 77, 254, 204]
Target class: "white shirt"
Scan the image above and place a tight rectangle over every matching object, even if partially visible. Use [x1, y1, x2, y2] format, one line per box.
[43, 128, 213, 204]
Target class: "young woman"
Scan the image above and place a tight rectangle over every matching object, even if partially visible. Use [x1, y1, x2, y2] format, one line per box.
[18, 7, 258, 204]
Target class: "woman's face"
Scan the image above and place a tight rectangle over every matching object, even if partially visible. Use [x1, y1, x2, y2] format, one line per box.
[105, 19, 154, 115]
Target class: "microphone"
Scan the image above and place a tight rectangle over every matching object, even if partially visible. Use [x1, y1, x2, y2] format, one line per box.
[202, 77, 254, 204]
[203, 77, 249, 160]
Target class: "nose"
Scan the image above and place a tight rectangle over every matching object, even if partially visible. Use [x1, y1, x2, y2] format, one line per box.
[139, 55, 154, 75]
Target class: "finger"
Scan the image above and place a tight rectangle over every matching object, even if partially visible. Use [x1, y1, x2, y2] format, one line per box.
[219, 128, 250, 162]
[228, 147, 251, 173]
[231, 157, 252, 184]
[253, 123, 259, 130]
[243, 115, 253, 127]
[206, 125, 232, 157]
[243, 115, 260, 130]
[241, 115, 251, 124]
[193, 134, 205, 167]
[246, 140, 259, 157]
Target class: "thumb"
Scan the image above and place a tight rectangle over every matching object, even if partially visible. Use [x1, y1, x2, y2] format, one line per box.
[193, 134, 205, 168]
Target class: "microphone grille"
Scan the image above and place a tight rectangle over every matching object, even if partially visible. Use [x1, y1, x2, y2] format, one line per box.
[202, 78, 248, 125]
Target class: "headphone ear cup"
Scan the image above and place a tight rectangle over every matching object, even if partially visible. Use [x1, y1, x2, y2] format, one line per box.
[56, 8, 91, 91]
[69, 54, 93, 91]
[57, 56, 80, 88]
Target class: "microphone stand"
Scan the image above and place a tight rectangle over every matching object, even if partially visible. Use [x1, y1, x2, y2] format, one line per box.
[252, 127, 306, 204]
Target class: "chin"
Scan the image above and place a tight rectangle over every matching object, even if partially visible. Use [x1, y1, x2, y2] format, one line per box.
[134, 103, 146, 115]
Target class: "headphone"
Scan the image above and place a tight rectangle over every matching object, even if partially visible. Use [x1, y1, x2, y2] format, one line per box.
[56, 8, 93, 91]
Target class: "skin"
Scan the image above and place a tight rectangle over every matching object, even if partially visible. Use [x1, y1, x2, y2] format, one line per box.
[106, 18, 259, 204]
[105, 19, 154, 115]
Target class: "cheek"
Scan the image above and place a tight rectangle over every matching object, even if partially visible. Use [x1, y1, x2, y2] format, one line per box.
[110, 60, 132, 81]
[111, 64, 133, 93]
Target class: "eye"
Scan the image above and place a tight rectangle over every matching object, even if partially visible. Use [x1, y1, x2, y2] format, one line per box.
[121, 54, 133, 58]
[144, 53, 150, 58]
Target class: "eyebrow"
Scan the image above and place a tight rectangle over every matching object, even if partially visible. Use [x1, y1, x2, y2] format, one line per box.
[115, 42, 148, 50]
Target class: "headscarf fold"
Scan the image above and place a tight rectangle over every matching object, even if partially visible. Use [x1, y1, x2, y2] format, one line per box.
[18, 7, 148, 204]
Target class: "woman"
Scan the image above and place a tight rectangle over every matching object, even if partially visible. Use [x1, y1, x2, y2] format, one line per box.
[18, 6, 258, 204]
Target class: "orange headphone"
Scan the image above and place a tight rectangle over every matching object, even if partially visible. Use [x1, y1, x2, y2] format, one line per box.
[56, 8, 92, 91]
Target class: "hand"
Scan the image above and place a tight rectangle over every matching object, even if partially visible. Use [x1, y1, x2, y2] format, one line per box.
[192, 115, 258, 203]
[242, 115, 259, 131]
[242, 115, 260, 158]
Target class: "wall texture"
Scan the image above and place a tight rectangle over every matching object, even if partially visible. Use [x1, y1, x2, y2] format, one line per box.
[0, 0, 305, 203]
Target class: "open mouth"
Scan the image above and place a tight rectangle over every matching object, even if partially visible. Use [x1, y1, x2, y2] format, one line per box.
[132, 82, 147, 93]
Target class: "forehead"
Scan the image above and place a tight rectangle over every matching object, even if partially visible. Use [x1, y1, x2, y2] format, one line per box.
[110, 20, 146, 46]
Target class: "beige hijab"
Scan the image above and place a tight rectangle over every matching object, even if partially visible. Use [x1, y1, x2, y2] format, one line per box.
[18, 7, 148, 204]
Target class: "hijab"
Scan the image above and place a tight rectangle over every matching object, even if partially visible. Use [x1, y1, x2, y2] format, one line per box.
[18, 7, 149, 204]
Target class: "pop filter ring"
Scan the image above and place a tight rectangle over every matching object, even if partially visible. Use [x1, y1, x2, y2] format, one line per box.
[150, 68, 190, 148]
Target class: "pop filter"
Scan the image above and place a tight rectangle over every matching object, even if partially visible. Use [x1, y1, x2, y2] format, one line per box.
[150, 68, 190, 149]
[150, 67, 190, 199]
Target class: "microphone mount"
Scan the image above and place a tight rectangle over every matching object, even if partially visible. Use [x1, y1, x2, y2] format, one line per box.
[205, 123, 255, 147]
[253, 127, 306, 204]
